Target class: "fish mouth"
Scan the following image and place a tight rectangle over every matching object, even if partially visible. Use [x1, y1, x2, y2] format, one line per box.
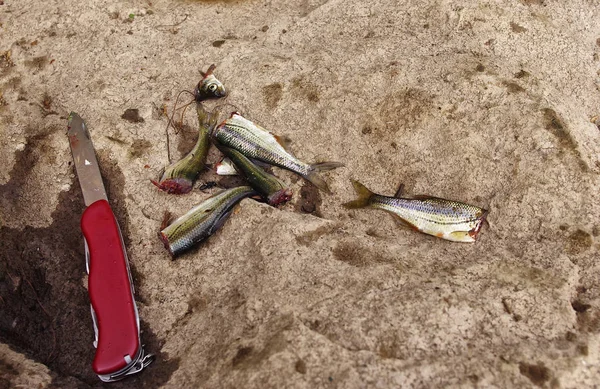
[468, 210, 489, 240]
[216, 87, 227, 97]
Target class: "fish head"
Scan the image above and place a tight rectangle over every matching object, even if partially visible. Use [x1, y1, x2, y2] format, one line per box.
[195, 65, 227, 101]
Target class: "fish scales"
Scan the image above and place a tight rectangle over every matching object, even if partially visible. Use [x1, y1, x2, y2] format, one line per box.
[215, 119, 309, 175]
[372, 196, 482, 226]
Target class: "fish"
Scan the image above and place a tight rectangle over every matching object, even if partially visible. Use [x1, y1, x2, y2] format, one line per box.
[216, 143, 293, 206]
[152, 104, 218, 194]
[343, 180, 488, 242]
[211, 112, 343, 193]
[159, 186, 257, 258]
[216, 157, 238, 176]
[194, 64, 227, 101]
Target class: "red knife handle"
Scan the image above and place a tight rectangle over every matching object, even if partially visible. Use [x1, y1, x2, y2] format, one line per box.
[81, 199, 140, 376]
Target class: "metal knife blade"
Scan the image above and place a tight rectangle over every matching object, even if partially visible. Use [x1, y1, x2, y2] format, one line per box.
[67, 112, 107, 206]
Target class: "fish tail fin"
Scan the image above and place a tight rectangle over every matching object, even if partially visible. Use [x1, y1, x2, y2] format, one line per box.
[197, 103, 220, 129]
[303, 171, 330, 193]
[342, 180, 375, 209]
[304, 162, 344, 193]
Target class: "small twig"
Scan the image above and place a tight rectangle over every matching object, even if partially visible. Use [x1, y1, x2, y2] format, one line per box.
[41, 110, 59, 117]
[176, 99, 195, 131]
[210, 102, 243, 126]
[23, 277, 57, 361]
[164, 90, 195, 163]
[6, 270, 17, 286]
[155, 14, 189, 30]
[211, 102, 242, 116]
[23, 278, 51, 317]
[47, 316, 57, 362]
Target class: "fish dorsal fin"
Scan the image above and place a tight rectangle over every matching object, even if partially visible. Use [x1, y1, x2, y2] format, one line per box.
[409, 195, 434, 200]
[200, 64, 216, 78]
[394, 183, 405, 199]
[271, 133, 293, 152]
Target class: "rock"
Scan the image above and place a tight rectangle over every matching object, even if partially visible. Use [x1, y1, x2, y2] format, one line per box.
[1, 0, 599, 388]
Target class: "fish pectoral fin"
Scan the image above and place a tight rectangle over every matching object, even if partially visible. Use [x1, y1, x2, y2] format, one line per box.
[448, 230, 475, 242]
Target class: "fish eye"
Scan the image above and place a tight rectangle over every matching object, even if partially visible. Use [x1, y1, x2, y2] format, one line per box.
[208, 84, 218, 92]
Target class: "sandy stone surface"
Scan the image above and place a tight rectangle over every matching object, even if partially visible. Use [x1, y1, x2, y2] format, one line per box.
[2, 0, 600, 388]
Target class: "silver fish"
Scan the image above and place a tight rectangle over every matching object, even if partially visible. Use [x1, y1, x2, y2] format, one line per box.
[343, 180, 488, 242]
[211, 113, 343, 193]
[159, 186, 256, 257]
